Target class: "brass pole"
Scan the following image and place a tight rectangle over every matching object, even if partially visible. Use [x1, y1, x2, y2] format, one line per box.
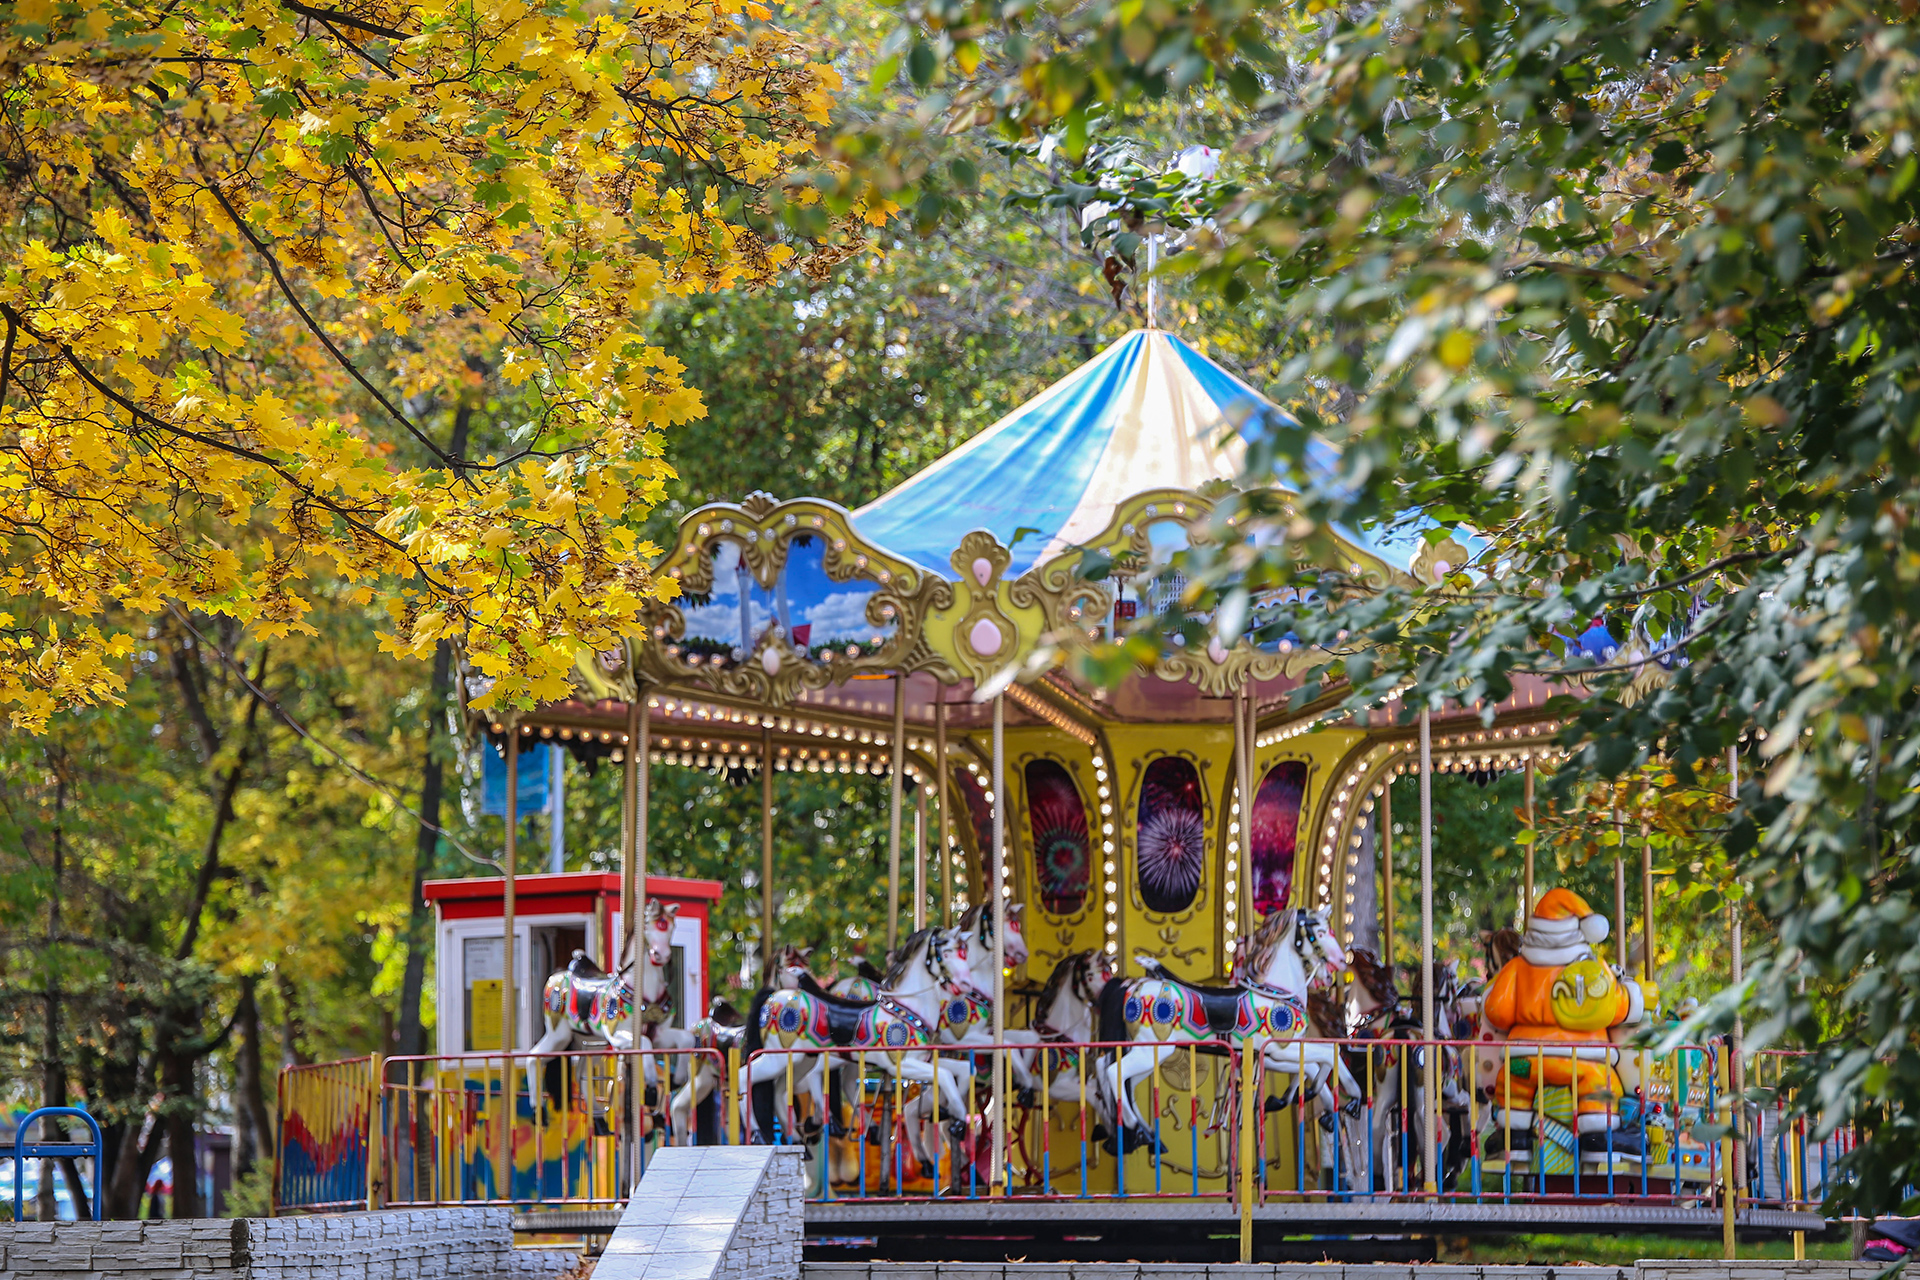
[630, 695, 649, 1173]
[1418, 706, 1436, 1193]
[936, 695, 951, 927]
[1244, 687, 1258, 935]
[500, 714, 519, 1203]
[762, 725, 775, 962]
[914, 784, 928, 931]
[1523, 755, 1536, 920]
[620, 695, 641, 965]
[1613, 801, 1628, 971]
[1640, 817, 1654, 984]
[1381, 778, 1394, 971]
[502, 717, 519, 1056]
[990, 693, 1008, 1194]
[887, 673, 907, 951]
[1232, 686, 1248, 943]
[1728, 745, 1746, 1203]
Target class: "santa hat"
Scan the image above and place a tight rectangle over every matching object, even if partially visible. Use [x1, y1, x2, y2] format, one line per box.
[1519, 887, 1610, 967]
[1532, 888, 1610, 945]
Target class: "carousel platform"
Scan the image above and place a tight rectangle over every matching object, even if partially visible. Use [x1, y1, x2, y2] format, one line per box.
[802, 1200, 1828, 1263]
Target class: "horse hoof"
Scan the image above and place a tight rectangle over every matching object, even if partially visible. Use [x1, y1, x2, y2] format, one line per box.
[944, 1119, 968, 1141]
[1016, 1088, 1037, 1108]
[1317, 1112, 1337, 1133]
[1342, 1099, 1363, 1118]
[1265, 1094, 1290, 1113]
[920, 1160, 937, 1179]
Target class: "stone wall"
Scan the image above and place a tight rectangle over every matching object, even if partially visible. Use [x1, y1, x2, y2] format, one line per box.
[0, 1207, 577, 1280]
[596, 1146, 803, 1280]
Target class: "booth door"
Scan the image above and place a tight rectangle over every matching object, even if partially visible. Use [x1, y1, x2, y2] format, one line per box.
[436, 914, 592, 1058]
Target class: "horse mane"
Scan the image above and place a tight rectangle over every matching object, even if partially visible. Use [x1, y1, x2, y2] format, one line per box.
[1347, 946, 1399, 1006]
[1245, 907, 1297, 978]
[956, 902, 983, 936]
[883, 926, 938, 988]
[1034, 952, 1084, 1021]
[1483, 927, 1522, 972]
[855, 958, 884, 983]
[1306, 987, 1347, 1036]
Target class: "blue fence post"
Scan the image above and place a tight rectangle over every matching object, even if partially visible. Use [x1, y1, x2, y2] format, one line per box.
[12, 1107, 103, 1222]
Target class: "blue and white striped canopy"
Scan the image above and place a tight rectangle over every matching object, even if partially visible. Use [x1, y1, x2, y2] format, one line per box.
[852, 329, 1417, 577]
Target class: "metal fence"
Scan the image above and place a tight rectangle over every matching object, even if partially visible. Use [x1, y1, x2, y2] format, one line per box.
[275, 1037, 1848, 1219]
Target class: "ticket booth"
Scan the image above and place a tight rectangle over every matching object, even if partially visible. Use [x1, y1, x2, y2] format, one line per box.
[424, 872, 723, 1058]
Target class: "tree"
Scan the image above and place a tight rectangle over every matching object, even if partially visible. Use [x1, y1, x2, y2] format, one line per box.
[861, 0, 1920, 1211]
[0, 0, 862, 726]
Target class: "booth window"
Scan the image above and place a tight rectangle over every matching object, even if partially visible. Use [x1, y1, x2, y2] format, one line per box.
[1024, 759, 1090, 915]
[1136, 756, 1205, 913]
[463, 936, 504, 1051]
[1250, 761, 1305, 916]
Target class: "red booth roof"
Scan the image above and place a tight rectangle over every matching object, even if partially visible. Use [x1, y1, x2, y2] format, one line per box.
[423, 871, 723, 913]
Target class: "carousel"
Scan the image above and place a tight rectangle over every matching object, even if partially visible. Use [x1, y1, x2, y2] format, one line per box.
[277, 326, 1834, 1255]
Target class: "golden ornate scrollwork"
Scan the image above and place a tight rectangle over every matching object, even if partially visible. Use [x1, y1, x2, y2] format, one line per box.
[947, 531, 1021, 686]
[1411, 536, 1472, 587]
[617, 496, 956, 707]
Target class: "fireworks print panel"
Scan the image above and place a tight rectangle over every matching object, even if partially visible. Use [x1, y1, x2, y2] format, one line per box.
[1024, 759, 1090, 914]
[1250, 761, 1304, 916]
[1135, 756, 1206, 913]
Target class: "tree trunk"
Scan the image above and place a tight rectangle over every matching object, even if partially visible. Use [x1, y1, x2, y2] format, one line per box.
[233, 976, 273, 1177]
[395, 639, 453, 1058]
[161, 1046, 202, 1218]
[396, 407, 467, 1060]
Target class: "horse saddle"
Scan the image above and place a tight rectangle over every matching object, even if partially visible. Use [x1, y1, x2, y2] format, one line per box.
[567, 950, 608, 981]
[1137, 958, 1241, 1037]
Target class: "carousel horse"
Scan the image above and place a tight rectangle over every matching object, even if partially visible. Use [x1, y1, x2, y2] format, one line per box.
[1307, 945, 1401, 1189]
[667, 996, 747, 1143]
[741, 919, 976, 1171]
[528, 899, 687, 1110]
[765, 942, 820, 992]
[893, 905, 1031, 1164]
[1023, 949, 1116, 1105]
[832, 958, 886, 1002]
[1099, 907, 1352, 1151]
[928, 903, 1030, 1074]
[1362, 957, 1473, 1192]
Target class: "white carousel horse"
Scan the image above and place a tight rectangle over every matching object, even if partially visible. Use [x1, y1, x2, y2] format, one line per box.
[667, 996, 748, 1143]
[894, 905, 1031, 1160]
[740, 921, 974, 1169]
[668, 941, 859, 1145]
[1023, 949, 1116, 1106]
[528, 899, 689, 1108]
[1098, 906, 1352, 1148]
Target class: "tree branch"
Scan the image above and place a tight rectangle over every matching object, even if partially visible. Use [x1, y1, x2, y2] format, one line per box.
[196, 168, 471, 481]
[176, 646, 269, 962]
[278, 0, 410, 40]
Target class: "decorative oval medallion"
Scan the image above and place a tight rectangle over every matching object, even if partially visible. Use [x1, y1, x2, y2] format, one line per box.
[968, 616, 1003, 655]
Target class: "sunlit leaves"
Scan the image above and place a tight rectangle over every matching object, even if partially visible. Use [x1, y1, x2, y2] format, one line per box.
[0, 0, 863, 724]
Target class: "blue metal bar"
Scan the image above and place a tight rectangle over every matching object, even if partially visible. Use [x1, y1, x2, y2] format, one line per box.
[12, 1107, 102, 1222]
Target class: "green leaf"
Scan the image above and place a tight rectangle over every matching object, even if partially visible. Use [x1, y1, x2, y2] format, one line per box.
[908, 41, 936, 88]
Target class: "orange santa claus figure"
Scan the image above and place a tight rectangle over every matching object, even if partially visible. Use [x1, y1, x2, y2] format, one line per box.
[1484, 888, 1656, 1134]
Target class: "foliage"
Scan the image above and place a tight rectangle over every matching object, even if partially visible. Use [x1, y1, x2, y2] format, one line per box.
[0, 589, 465, 1215]
[0, 0, 860, 725]
[862, 0, 1920, 1213]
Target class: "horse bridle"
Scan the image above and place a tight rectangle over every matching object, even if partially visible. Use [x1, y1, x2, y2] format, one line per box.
[1035, 951, 1110, 1041]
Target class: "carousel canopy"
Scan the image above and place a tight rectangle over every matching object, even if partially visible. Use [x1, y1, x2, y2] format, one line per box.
[851, 328, 1420, 578]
